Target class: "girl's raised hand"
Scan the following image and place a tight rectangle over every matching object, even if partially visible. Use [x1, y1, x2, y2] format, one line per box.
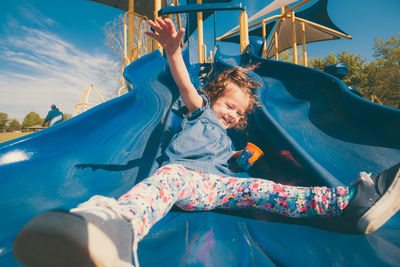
[146, 17, 202, 112]
[145, 17, 185, 56]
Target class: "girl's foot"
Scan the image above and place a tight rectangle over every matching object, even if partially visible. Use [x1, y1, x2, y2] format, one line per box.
[343, 163, 400, 234]
[14, 197, 135, 266]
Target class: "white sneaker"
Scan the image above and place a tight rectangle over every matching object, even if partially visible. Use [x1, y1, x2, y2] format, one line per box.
[342, 163, 400, 234]
[14, 196, 137, 267]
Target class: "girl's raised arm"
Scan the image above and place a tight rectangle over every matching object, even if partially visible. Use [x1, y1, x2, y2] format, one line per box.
[145, 18, 204, 113]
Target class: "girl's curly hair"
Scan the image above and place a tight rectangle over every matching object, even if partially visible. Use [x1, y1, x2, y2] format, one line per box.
[202, 67, 261, 129]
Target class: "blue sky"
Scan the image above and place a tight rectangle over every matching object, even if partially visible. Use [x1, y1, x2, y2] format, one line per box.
[1, 0, 399, 122]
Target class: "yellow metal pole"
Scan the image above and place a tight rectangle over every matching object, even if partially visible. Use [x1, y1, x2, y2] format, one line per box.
[85, 85, 92, 111]
[239, 10, 249, 53]
[75, 87, 89, 116]
[285, 0, 313, 15]
[291, 10, 298, 64]
[197, 0, 204, 63]
[264, 18, 282, 59]
[128, 0, 134, 61]
[371, 94, 383, 104]
[154, 0, 162, 53]
[92, 86, 105, 103]
[262, 22, 266, 58]
[274, 31, 279, 60]
[174, 0, 181, 31]
[78, 87, 89, 107]
[123, 13, 129, 61]
[301, 22, 307, 66]
[295, 17, 352, 39]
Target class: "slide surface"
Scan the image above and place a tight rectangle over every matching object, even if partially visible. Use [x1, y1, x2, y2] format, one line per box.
[1, 47, 399, 266]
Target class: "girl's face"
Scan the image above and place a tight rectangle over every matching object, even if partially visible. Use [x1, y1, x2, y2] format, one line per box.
[211, 82, 250, 129]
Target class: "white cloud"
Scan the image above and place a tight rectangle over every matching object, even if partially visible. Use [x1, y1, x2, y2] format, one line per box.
[17, 4, 56, 28]
[0, 12, 119, 122]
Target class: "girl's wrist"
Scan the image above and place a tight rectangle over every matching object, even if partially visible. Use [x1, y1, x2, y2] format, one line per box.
[166, 46, 181, 59]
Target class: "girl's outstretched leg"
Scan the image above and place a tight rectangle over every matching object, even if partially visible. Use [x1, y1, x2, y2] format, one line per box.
[116, 164, 198, 241]
[174, 163, 400, 234]
[175, 173, 352, 218]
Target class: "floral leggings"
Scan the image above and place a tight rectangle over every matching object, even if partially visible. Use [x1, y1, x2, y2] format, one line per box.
[117, 164, 352, 241]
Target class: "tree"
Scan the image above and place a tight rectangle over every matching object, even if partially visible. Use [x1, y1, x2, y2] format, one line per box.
[0, 112, 9, 132]
[336, 51, 367, 88]
[104, 14, 125, 62]
[366, 34, 400, 108]
[308, 35, 400, 109]
[102, 13, 158, 98]
[100, 14, 126, 98]
[309, 53, 337, 71]
[63, 113, 72, 121]
[7, 119, 21, 132]
[359, 61, 379, 101]
[22, 112, 43, 129]
[310, 52, 367, 88]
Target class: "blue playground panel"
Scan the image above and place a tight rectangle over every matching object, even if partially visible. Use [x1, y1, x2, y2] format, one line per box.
[1, 45, 399, 266]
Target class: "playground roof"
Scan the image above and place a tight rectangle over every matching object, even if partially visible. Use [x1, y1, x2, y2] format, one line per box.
[265, 14, 342, 58]
[88, 0, 167, 20]
[296, 0, 348, 35]
[248, 0, 300, 24]
[220, 0, 351, 58]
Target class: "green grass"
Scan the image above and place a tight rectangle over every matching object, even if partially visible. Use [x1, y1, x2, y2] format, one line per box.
[0, 132, 31, 143]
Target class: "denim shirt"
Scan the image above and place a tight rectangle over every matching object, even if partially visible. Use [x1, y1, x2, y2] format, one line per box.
[163, 91, 233, 176]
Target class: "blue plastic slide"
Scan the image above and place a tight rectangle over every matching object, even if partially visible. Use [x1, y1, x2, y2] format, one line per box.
[1, 45, 399, 266]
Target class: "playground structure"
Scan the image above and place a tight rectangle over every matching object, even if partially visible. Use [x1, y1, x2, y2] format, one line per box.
[101, 0, 353, 68]
[217, 0, 352, 66]
[94, 0, 354, 100]
[371, 94, 383, 105]
[74, 84, 105, 116]
[1, 1, 400, 266]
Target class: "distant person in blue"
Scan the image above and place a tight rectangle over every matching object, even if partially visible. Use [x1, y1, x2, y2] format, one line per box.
[14, 18, 400, 267]
[43, 104, 63, 127]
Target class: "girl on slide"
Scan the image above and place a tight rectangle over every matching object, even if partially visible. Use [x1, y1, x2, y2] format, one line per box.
[14, 18, 400, 267]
